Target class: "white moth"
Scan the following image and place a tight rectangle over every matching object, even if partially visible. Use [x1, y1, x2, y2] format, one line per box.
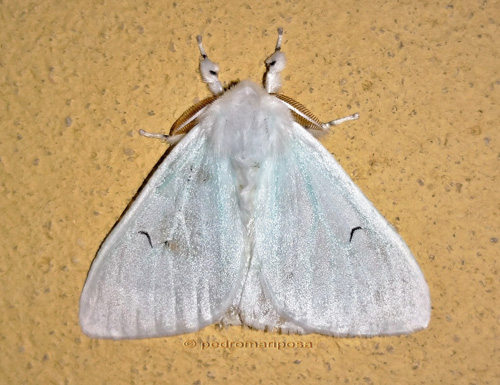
[80, 28, 431, 340]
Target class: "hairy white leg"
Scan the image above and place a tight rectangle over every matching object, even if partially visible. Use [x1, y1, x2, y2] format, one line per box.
[265, 28, 286, 93]
[197, 35, 224, 95]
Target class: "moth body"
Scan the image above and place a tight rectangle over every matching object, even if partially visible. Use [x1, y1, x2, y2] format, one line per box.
[80, 29, 430, 340]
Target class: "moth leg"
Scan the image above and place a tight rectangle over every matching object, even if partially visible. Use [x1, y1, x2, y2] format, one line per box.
[138, 129, 169, 140]
[139, 129, 185, 145]
[196, 35, 224, 95]
[264, 27, 286, 93]
[273, 93, 360, 134]
[321, 112, 360, 130]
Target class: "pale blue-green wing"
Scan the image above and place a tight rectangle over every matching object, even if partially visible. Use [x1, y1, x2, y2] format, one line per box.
[80, 125, 246, 339]
[254, 124, 430, 336]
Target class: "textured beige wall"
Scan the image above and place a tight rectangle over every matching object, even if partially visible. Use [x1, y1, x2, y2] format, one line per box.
[0, 0, 498, 384]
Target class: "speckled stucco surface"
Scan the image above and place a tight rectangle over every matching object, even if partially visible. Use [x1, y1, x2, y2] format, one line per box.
[0, 0, 498, 384]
